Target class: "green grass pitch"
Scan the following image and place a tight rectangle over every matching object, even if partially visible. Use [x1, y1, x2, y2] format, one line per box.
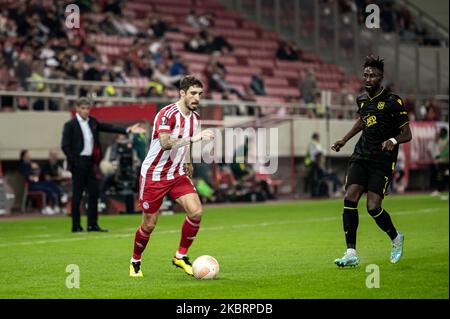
[0, 194, 448, 299]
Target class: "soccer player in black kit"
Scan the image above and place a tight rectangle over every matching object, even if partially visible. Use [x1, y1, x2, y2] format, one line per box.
[331, 55, 412, 267]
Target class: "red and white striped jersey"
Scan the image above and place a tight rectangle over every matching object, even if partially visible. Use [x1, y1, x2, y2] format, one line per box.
[140, 102, 200, 181]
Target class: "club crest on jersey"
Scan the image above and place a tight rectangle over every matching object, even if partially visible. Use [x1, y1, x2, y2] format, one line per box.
[377, 101, 385, 110]
[363, 114, 377, 127]
[161, 116, 167, 125]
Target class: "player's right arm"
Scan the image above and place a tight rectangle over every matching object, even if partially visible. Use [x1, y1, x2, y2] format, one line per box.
[158, 130, 214, 151]
[331, 118, 363, 152]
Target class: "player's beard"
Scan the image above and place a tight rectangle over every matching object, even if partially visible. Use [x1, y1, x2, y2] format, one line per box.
[186, 99, 199, 111]
[366, 83, 381, 96]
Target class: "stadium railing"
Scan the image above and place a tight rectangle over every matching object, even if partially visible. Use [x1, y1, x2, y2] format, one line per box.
[1, 77, 448, 121]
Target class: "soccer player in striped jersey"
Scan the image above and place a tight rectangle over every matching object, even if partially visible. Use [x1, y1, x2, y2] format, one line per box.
[129, 76, 214, 277]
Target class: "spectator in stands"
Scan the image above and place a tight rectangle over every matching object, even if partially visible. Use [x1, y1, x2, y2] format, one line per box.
[150, 38, 174, 67]
[152, 63, 182, 90]
[187, 10, 215, 29]
[32, 87, 60, 111]
[41, 148, 71, 207]
[0, 81, 17, 111]
[276, 41, 299, 61]
[380, 1, 396, 32]
[186, 10, 202, 28]
[83, 61, 102, 81]
[249, 71, 266, 96]
[207, 31, 233, 55]
[242, 86, 257, 104]
[306, 92, 325, 118]
[299, 68, 317, 104]
[198, 11, 215, 28]
[99, 12, 121, 35]
[169, 55, 188, 78]
[0, 56, 14, 87]
[19, 149, 62, 215]
[103, 0, 123, 15]
[184, 33, 209, 53]
[14, 53, 32, 90]
[41, 148, 69, 183]
[111, 14, 137, 37]
[149, 14, 169, 39]
[423, 99, 442, 121]
[2, 39, 17, 68]
[0, 12, 17, 38]
[206, 56, 245, 99]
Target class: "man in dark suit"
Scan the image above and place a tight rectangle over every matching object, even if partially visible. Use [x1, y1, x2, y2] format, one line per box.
[61, 98, 145, 232]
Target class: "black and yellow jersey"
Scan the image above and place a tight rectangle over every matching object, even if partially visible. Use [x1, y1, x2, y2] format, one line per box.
[352, 87, 409, 163]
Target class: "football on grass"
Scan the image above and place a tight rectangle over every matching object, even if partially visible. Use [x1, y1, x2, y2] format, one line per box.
[192, 255, 219, 279]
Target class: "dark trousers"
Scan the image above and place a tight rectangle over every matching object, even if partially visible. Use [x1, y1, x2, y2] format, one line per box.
[71, 156, 99, 228]
[29, 181, 61, 206]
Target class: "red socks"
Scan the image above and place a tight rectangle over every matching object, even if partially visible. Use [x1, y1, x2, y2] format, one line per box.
[177, 216, 201, 256]
[132, 225, 150, 261]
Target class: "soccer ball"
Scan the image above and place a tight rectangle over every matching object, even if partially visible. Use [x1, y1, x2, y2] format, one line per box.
[192, 255, 219, 280]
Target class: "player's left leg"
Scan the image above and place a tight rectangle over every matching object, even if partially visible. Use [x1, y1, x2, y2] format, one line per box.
[171, 193, 203, 276]
[367, 191, 404, 263]
[169, 176, 202, 276]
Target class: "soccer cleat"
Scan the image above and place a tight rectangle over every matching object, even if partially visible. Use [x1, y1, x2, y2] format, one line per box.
[172, 256, 194, 276]
[390, 232, 404, 264]
[334, 253, 360, 268]
[129, 261, 143, 277]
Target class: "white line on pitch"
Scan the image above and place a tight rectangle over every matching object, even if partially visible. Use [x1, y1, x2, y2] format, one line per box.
[0, 208, 442, 248]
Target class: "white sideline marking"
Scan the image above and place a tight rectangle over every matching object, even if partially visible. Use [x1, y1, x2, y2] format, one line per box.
[0, 208, 442, 248]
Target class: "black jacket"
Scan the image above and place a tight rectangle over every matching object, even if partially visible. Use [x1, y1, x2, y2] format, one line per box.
[61, 116, 127, 169]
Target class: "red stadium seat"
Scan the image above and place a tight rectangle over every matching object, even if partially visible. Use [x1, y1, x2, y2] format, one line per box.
[226, 65, 261, 76]
[265, 87, 299, 98]
[273, 69, 300, 79]
[248, 59, 275, 68]
[165, 32, 188, 42]
[225, 75, 251, 86]
[214, 19, 238, 28]
[264, 78, 289, 87]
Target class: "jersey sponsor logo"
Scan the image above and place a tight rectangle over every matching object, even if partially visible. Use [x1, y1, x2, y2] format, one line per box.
[363, 114, 377, 127]
[396, 98, 403, 105]
[377, 101, 385, 110]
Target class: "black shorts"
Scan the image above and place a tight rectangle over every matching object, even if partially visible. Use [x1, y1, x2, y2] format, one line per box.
[345, 158, 396, 198]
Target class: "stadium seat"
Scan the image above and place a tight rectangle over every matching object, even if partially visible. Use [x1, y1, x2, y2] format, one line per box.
[21, 181, 47, 213]
[248, 59, 275, 68]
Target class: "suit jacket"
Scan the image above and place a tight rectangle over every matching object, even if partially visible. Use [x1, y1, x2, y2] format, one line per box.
[61, 116, 127, 170]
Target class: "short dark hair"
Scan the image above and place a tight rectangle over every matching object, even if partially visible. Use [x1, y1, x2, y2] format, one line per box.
[363, 54, 384, 72]
[76, 98, 91, 107]
[179, 75, 203, 92]
[19, 149, 28, 162]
